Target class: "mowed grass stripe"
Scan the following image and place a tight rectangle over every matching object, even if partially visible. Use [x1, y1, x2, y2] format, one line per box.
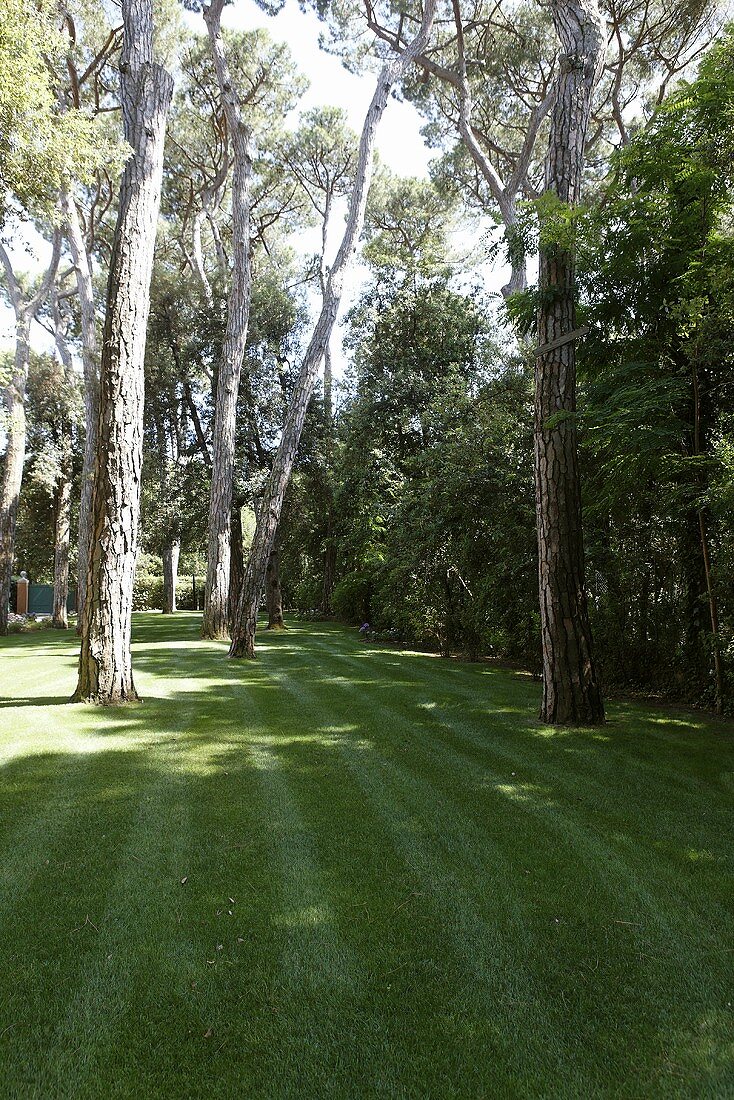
[262, 625, 734, 1093]
[300, 627, 733, 986]
[133, 641, 379, 1097]
[0, 699, 199, 1095]
[303, 628, 732, 890]
[254, 647, 608, 1093]
[0, 614, 732, 1099]
[303, 625, 731, 802]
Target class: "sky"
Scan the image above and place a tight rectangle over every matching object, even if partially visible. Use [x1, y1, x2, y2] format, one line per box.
[1, 1, 504, 369]
[200, 0, 435, 178]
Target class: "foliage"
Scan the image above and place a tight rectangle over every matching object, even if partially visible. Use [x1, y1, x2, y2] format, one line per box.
[282, 269, 538, 661]
[0, 0, 122, 222]
[573, 25, 734, 705]
[12, 353, 83, 584]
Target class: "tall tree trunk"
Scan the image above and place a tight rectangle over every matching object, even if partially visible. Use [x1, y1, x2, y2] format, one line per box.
[229, 0, 438, 658]
[320, 209, 337, 614]
[0, 323, 30, 636]
[322, 520, 336, 614]
[52, 462, 72, 629]
[73, 0, 172, 703]
[697, 508, 723, 713]
[266, 548, 284, 629]
[162, 536, 180, 614]
[51, 293, 75, 630]
[201, 0, 253, 640]
[691, 363, 724, 713]
[534, 0, 605, 724]
[61, 189, 100, 636]
[227, 502, 244, 632]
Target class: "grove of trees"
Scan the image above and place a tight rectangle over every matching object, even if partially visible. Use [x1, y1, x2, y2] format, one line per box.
[1, 0, 732, 720]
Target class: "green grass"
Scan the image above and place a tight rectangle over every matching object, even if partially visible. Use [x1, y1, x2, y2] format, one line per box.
[0, 613, 732, 1099]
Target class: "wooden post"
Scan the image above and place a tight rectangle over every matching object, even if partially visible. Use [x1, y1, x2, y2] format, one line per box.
[16, 571, 28, 615]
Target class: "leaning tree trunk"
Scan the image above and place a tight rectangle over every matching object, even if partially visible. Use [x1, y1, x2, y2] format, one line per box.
[0, 323, 30, 636]
[62, 189, 100, 636]
[266, 548, 285, 630]
[229, 0, 438, 658]
[534, 0, 605, 725]
[201, 0, 253, 640]
[162, 536, 180, 615]
[52, 459, 72, 629]
[73, 0, 172, 704]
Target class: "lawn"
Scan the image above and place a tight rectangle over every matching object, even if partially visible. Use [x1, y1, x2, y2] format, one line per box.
[0, 613, 732, 1099]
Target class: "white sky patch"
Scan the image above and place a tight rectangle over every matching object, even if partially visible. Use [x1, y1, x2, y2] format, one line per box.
[195, 0, 434, 178]
[1, 0, 511, 374]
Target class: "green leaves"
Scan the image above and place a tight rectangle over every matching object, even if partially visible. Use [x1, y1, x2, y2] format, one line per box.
[0, 0, 124, 224]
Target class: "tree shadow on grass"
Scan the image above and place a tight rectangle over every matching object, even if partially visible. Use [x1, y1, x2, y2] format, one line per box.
[0, 702, 732, 1099]
[0, 696, 73, 708]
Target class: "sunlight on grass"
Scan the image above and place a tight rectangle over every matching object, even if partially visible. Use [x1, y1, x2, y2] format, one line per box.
[0, 613, 732, 1098]
[491, 781, 549, 804]
[274, 904, 332, 928]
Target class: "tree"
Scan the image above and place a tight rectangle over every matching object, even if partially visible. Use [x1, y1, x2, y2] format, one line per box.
[318, 0, 719, 293]
[19, 340, 83, 628]
[55, 8, 125, 633]
[74, 0, 173, 703]
[141, 266, 213, 615]
[0, 232, 61, 635]
[61, 189, 101, 634]
[576, 26, 734, 712]
[284, 107, 358, 421]
[283, 107, 358, 610]
[229, 0, 439, 658]
[532, 0, 606, 725]
[167, 15, 305, 639]
[199, 0, 255, 640]
[0, 0, 105, 225]
[47, 291, 81, 628]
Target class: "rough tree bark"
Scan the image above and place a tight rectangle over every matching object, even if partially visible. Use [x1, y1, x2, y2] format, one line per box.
[229, 0, 438, 657]
[265, 548, 284, 629]
[52, 472, 72, 629]
[61, 188, 100, 636]
[227, 501, 244, 632]
[0, 235, 61, 636]
[73, 0, 172, 703]
[534, 0, 606, 724]
[51, 298, 75, 630]
[162, 537, 180, 614]
[201, 0, 253, 640]
[0, 328, 31, 637]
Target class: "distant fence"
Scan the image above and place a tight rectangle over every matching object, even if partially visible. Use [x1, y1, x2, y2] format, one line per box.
[28, 585, 77, 615]
[11, 578, 77, 616]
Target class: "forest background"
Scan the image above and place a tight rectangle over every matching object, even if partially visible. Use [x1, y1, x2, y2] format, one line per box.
[2, 0, 734, 715]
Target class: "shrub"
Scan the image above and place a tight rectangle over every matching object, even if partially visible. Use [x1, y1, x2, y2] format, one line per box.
[132, 573, 199, 611]
[331, 573, 373, 624]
